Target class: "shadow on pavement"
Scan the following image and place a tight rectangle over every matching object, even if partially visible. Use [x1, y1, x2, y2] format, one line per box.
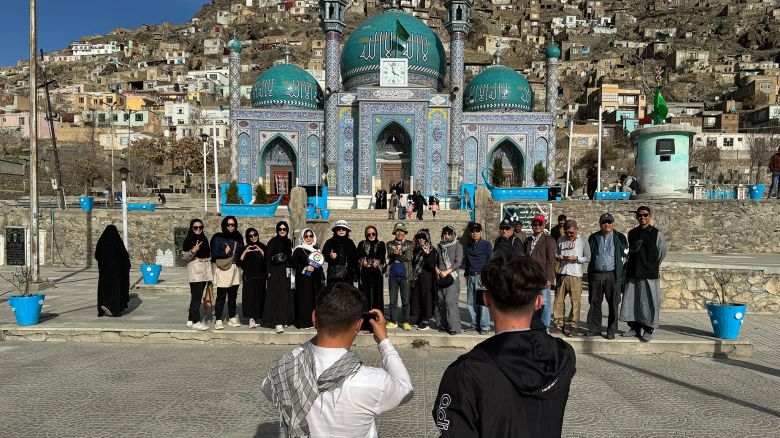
[713, 357, 780, 378]
[253, 422, 282, 438]
[592, 354, 780, 418]
[659, 324, 714, 339]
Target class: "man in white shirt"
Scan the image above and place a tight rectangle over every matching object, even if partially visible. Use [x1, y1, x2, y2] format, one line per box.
[262, 282, 414, 438]
[554, 219, 591, 337]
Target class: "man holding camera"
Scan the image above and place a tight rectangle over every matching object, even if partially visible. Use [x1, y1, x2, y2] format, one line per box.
[262, 282, 413, 438]
[433, 255, 576, 437]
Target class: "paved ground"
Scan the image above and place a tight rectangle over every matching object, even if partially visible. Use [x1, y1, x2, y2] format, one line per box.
[1, 341, 779, 438]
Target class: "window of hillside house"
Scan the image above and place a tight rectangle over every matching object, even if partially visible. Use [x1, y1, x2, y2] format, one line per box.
[135, 113, 143, 122]
[724, 138, 734, 147]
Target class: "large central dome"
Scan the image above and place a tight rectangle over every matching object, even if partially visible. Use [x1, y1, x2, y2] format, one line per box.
[341, 11, 446, 91]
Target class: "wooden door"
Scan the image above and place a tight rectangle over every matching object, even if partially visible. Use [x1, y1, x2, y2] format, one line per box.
[270, 165, 294, 194]
[382, 163, 403, 192]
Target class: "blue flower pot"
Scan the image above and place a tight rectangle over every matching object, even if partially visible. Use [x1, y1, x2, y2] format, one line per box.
[706, 302, 747, 339]
[79, 196, 94, 211]
[141, 264, 163, 285]
[748, 184, 765, 200]
[8, 294, 45, 326]
[320, 209, 330, 220]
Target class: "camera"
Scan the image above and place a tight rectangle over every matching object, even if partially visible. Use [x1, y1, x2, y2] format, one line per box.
[361, 311, 378, 332]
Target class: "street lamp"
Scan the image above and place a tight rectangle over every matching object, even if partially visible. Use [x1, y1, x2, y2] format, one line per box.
[200, 132, 209, 212]
[117, 167, 130, 250]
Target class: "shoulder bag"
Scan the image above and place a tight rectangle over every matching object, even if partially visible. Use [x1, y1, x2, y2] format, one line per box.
[215, 242, 236, 271]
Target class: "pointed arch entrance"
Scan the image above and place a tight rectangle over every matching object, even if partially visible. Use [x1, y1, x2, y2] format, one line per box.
[375, 122, 412, 194]
[260, 135, 297, 195]
[488, 139, 525, 187]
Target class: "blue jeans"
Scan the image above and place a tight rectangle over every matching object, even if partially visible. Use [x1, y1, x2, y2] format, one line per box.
[388, 276, 410, 324]
[540, 288, 552, 328]
[770, 171, 780, 199]
[466, 275, 490, 331]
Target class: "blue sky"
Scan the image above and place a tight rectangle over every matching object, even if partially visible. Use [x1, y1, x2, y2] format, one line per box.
[0, 0, 208, 66]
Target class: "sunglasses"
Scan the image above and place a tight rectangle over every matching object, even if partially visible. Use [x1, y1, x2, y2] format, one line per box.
[636, 213, 650, 218]
[192, 226, 203, 230]
[601, 221, 613, 225]
[532, 222, 543, 226]
[304, 234, 314, 238]
[248, 233, 258, 238]
[336, 228, 347, 232]
[366, 232, 377, 237]
[500, 226, 512, 231]
[470, 229, 481, 233]
[442, 231, 452, 235]
[278, 228, 288, 232]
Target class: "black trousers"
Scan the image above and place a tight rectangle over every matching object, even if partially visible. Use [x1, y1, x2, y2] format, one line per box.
[215, 284, 239, 320]
[360, 270, 384, 312]
[587, 272, 621, 334]
[188, 281, 207, 323]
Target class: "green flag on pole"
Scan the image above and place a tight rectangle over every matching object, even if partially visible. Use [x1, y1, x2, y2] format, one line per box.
[653, 88, 668, 125]
[396, 18, 409, 50]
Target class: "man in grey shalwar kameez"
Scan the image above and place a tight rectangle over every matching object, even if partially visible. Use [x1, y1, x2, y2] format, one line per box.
[620, 206, 667, 342]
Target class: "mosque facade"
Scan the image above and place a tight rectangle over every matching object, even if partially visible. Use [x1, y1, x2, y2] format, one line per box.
[227, 0, 560, 208]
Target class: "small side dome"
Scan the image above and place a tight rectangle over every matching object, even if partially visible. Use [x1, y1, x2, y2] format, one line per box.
[464, 65, 533, 112]
[545, 42, 561, 59]
[251, 64, 323, 110]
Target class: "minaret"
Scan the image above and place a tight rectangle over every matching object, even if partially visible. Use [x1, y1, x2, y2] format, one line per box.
[444, 0, 472, 191]
[319, 0, 347, 188]
[227, 38, 243, 181]
[545, 42, 561, 185]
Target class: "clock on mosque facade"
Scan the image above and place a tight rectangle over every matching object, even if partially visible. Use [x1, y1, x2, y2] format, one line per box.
[379, 58, 408, 87]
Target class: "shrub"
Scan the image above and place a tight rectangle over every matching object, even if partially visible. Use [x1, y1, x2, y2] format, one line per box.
[226, 180, 242, 204]
[532, 161, 548, 187]
[253, 183, 268, 204]
[490, 157, 505, 187]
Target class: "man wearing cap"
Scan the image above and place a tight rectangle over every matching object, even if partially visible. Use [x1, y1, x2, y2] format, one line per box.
[386, 222, 414, 331]
[555, 219, 591, 337]
[525, 215, 557, 329]
[550, 214, 567, 241]
[621, 206, 667, 342]
[586, 213, 628, 339]
[463, 222, 493, 333]
[493, 219, 525, 259]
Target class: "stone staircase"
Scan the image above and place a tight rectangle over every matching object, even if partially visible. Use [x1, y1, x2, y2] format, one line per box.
[321, 209, 473, 239]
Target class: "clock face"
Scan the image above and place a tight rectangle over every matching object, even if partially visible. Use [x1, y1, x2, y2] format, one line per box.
[380, 58, 408, 87]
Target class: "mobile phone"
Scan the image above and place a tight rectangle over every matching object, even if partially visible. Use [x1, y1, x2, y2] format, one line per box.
[361, 311, 378, 332]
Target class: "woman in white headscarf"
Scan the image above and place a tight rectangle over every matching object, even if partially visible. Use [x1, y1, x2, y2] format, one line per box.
[291, 228, 324, 329]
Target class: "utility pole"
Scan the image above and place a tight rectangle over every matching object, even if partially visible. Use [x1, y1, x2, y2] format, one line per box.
[565, 119, 573, 198]
[212, 117, 220, 214]
[597, 109, 603, 197]
[39, 50, 65, 209]
[108, 102, 118, 206]
[29, 0, 41, 282]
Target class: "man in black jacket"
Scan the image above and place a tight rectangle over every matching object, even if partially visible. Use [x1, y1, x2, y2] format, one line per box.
[493, 219, 525, 258]
[433, 255, 576, 437]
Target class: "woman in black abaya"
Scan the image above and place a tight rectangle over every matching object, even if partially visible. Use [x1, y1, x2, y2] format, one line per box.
[238, 227, 267, 329]
[321, 220, 358, 285]
[95, 224, 131, 317]
[356, 226, 386, 312]
[264, 221, 294, 333]
[291, 228, 324, 329]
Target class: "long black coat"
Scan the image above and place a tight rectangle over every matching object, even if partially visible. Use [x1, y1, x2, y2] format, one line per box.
[95, 225, 131, 316]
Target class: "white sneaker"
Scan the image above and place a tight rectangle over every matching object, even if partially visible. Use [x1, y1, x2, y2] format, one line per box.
[227, 317, 241, 327]
[186, 321, 193, 328]
[214, 320, 224, 330]
[249, 318, 258, 329]
[275, 325, 284, 334]
[192, 321, 208, 331]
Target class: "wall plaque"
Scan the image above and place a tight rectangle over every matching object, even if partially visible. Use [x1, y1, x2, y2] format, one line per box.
[173, 227, 189, 267]
[5, 227, 25, 266]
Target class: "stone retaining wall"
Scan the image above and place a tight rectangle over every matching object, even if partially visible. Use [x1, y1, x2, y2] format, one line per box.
[661, 266, 780, 312]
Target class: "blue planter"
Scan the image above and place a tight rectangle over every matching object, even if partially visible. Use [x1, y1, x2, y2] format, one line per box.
[706, 302, 747, 339]
[141, 264, 163, 285]
[748, 184, 765, 200]
[320, 209, 330, 220]
[8, 294, 45, 326]
[127, 203, 156, 211]
[595, 191, 630, 200]
[220, 183, 253, 205]
[79, 196, 94, 211]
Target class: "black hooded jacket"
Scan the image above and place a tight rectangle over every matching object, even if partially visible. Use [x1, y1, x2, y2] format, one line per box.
[433, 328, 576, 438]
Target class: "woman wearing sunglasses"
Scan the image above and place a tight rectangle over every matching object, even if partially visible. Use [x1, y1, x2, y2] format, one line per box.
[357, 226, 386, 313]
[181, 219, 212, 331]
[291, 228, 324, 329]
[239, 228, 267, 329]
[210, 215, 244, 330]
[265, 221, 294, 334]
[321, 220, 358, 285]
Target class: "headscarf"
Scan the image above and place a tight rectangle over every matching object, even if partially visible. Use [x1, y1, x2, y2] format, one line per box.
[182, 218, 210, 258]
[95, 225, 129, 266]
[438, 225, 458, 270]
[269, 221, 293, 254]
[362, 226, 379, 254]
[295, 228, 318, 252]
[219, 215, 244, 244]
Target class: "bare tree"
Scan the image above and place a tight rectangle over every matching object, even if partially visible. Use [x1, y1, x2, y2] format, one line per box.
[745, 133, 774, 184]
[691, 139, 721, 182]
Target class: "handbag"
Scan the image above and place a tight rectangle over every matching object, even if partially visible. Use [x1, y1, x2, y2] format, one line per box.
[271, 252, 288, 264]
[202, 283, 214, 312]
[437, 273, 455, 288]
[328, 263, 348, 281]
[215, 242, 236, 271]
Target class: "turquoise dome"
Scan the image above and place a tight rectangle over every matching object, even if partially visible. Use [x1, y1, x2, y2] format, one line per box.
[228, 39, 243, 53]
[341, 11, 446, 90]
[251, 64, 323, 110]
[464, 65, 533, 112]
[545, 42, 561, 59]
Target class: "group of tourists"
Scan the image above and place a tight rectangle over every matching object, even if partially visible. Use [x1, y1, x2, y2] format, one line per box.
[381, 189, 439, 221]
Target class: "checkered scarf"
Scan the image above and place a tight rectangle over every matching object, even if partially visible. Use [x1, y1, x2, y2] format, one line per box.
[267, 341, 362, 437]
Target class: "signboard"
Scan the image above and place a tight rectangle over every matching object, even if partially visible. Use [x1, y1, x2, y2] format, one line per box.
[173, 227, 189, 267]
[5, 227, 25, 266]
[500, 203, 553, 232]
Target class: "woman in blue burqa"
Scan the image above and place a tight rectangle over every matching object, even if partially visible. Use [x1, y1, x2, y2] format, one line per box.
[95, 224, 131, 317]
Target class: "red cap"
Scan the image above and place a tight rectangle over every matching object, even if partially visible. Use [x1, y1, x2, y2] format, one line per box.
[532, 215, 546, 224]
